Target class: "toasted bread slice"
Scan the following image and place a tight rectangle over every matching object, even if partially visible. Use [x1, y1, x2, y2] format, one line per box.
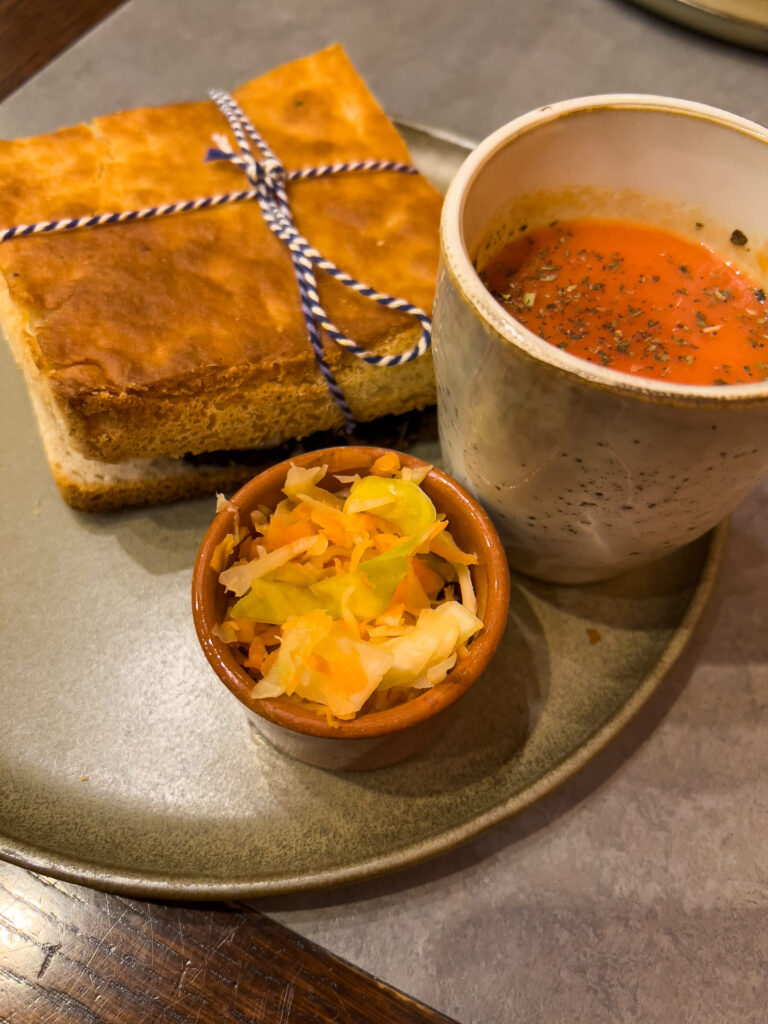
[0, 46, 441, 488]
[25, 381, 260, 512]
[23, 363, 439, 513]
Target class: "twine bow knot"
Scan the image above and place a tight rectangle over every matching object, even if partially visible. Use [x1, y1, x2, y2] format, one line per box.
[207, 133, 287, 191]
[204, 91, 432, 431]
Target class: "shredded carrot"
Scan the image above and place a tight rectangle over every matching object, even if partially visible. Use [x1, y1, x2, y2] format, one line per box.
[230, 618, 259, 643]
[212, 620, 238, 643]
[349, 537, 370, 575]
[423, 519, 448, 545]
[261, 648, 280, 676]
[264, 514, 316, 551]
[371, 531, 402, 553]
[210, 534, 235, 574]
[244, 636, 268, 671]
[308, 652, 332, 675]
[255, 623, 282, 646]
[430, 528, 477, 565]
[378, 601, 405, 625]
[290, 501, 315, 521]
[235, 536, 258, 562]
[392, 564, 432, 616]
[340, 587, 361, 636]
[410, 557, 444, 598]
[322, 543, 354, 564]
[371, 452, 401, 476]
[356, 512, 386, 533]
[308, 506, 354, 547]
[308, 554, 330, 575]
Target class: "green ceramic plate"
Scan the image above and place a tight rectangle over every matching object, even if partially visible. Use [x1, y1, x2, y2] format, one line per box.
[0, 124, 726, 898]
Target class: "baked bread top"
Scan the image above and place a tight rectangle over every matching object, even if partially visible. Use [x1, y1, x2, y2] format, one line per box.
[0, 46, 441, 408]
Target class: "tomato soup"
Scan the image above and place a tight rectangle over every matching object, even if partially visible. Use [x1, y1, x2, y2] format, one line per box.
[478, 219, 767, 386]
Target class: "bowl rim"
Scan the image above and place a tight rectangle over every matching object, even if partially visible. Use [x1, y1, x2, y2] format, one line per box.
[440, 92, 768, 408]
[191, 446, 511, 740]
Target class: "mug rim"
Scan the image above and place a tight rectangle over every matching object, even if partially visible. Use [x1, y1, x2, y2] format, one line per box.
[440, 93, 768, 407]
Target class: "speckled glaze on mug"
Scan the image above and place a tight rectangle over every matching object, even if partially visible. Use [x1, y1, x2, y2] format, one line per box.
[434, 95, 768, 583]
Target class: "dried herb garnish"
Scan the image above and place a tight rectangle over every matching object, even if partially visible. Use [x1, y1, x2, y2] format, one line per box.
[476, 218, 767, 387]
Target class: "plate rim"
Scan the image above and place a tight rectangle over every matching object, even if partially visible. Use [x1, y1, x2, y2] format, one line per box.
[630, 0, 768, 50]
[0, 520, 728, 899]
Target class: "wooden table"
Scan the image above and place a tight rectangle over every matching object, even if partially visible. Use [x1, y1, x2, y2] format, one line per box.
[0, 0, 126, 101]
[0, 5, 452, 1021]
[0, 861, 454, 1023]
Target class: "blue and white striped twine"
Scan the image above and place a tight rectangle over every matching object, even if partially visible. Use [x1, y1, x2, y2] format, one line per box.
[0, 90, 432, 433]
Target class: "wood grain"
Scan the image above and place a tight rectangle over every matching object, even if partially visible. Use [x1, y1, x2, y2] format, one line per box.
[0, 860, 457, 1023]
[0, 0, 127, 101]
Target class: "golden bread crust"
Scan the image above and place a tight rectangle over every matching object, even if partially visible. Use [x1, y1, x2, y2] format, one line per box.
[0, 46, 441, 461]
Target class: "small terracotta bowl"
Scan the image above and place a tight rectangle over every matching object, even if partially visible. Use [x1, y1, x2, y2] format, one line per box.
[192, 446, 510, 771]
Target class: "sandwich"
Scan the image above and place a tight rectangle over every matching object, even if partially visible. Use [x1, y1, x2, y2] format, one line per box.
[0, 46, 442, 511]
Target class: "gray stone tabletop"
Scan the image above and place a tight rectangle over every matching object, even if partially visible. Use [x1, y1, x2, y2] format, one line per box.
[1, 1, 766, 1021]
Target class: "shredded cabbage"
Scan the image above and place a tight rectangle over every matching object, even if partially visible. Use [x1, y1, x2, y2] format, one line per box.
[214, 457, 483, 720]
[378, 601, 482, 690]
[220, 535, 319, 596]
[344, 476, 436, 535]
[232, 579, 325, 623]
[310, 573, 388, 620]
[283, 464, 343, 509]
[256, 611, 394, 716]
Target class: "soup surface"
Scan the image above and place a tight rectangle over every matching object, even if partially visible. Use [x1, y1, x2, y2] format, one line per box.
[478, 218, 767, 386]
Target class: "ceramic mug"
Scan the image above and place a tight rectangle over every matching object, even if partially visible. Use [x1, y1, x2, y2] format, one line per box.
[433, 95, 768, 583]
